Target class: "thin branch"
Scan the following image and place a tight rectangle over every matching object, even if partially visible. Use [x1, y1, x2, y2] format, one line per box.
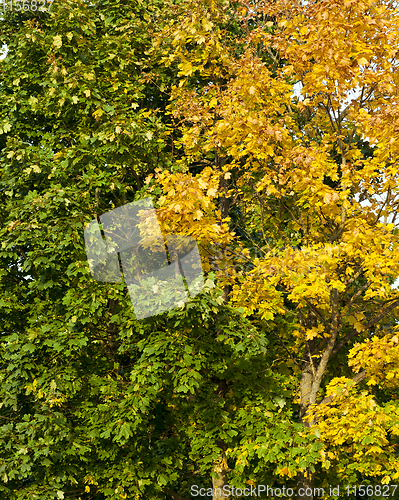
[329, 299, 399, 360]
[303, 299, 329, 329]
[344, 280, 370, 309]
[344, 266, 364, 287]
[266, 46, 279, 64]
[271, 330, 301, 367]
[280, 199, 306, 232]
[329, 205, 347, 243]
[321, 98, 337, 133]
[317, 366, 375, 407]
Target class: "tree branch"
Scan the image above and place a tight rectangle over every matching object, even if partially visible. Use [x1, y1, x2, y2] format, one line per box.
[329, 299, 399, 361]
[309, 288, 340, 404]
[271, 329, 301, 367]
[344, 280, 370, 309]
[317, 365, 378, 407]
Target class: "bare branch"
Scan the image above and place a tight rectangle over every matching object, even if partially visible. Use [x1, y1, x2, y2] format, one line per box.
[271, 329, 301, 367]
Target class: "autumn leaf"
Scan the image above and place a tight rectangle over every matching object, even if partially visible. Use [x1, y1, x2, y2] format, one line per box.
[53, 35, 62, 48]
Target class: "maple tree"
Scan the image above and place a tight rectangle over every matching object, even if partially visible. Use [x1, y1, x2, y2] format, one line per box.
[152, 0, 399, 496]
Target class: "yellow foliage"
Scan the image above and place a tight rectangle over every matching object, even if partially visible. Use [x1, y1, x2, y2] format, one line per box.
[154, 0, 399, 480]
[143, 167, 234, 266]
[348, 334, 399, 387]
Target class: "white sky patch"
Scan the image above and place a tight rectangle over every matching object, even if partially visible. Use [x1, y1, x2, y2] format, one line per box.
[0, 45, 7, 60]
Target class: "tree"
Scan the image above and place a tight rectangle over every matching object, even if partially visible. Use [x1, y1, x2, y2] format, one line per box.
[0, 1, 320, 499]
[154, 0, 399, 496]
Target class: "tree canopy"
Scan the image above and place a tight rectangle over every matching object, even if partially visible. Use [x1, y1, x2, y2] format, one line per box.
[2, 0, 399, 499]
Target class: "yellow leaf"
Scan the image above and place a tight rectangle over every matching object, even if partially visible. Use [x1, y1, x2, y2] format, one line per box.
[209, 97, 218, 108]
[194, 210, 203, 219]
[202, 18, 213, 31]
[198, 178, 208, 189]
[306, 327, 321, 340]
[93, 108, 104, 120]
[53, 35, 62, 49]
[279, 466, 292, 477]
[178, 61, 194, 76]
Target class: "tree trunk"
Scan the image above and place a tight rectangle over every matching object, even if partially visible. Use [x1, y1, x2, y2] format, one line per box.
[212, 452, 230, 500]
[296, 362, 315, 500]
[296, 290, 341, 499]
[296, 469, 314, 500]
